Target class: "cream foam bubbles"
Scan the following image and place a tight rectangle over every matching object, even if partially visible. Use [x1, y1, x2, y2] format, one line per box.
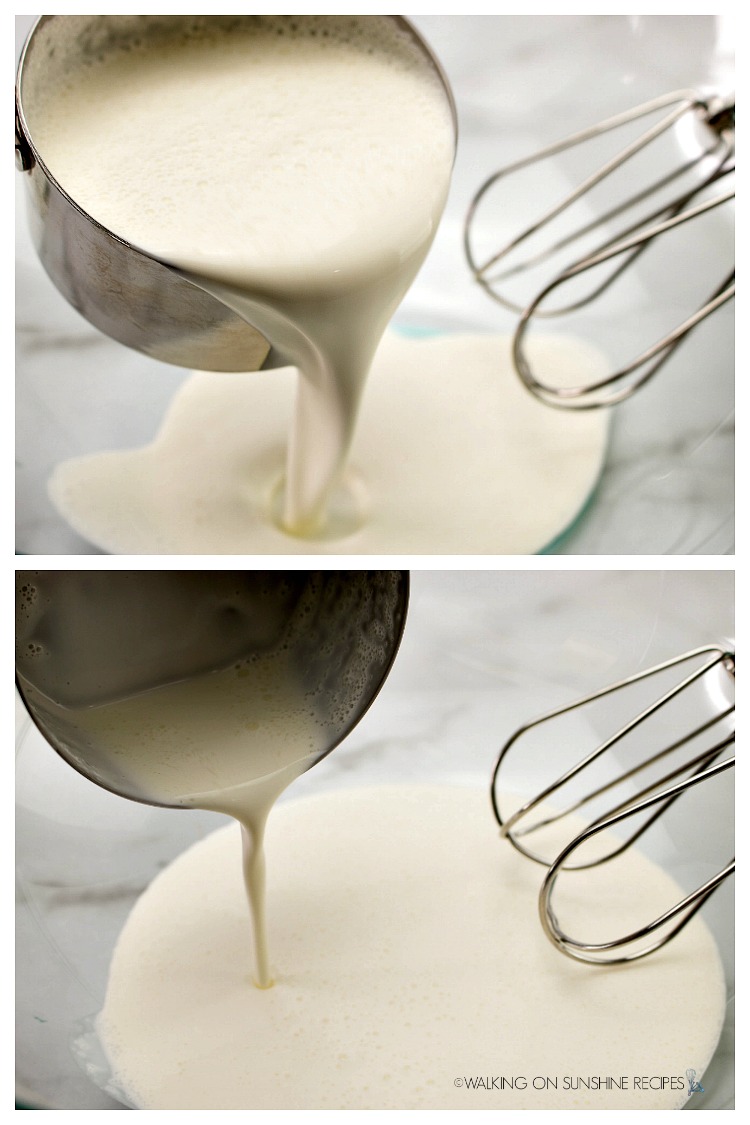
[97, 785, 726, 1110]
[29, 16, 456, 534]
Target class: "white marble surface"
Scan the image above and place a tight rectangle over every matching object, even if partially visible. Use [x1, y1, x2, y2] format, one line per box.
[15, 15, 734, 555]
[16, 571, 734, 1109]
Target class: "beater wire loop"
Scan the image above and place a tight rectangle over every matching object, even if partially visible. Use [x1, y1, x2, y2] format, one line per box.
[465, 91, 735, 408]
[491, 644, 735, 963]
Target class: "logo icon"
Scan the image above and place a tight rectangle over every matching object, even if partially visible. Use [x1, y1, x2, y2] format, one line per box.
[686, 1069, 705, 1096]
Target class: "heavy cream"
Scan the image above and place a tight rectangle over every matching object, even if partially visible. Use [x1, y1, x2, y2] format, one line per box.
[49, 332, 610, 554]
[30, 660, 324, 988]
[97, 784, 726, 1110]
[29, 16, 456, 536]
[16, 570, 406, 989]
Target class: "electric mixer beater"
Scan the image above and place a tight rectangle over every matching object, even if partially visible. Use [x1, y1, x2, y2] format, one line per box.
[492, 643, 735, 964]
[465, 90, 734, 408]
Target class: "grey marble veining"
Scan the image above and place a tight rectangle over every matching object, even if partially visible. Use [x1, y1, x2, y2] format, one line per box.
[15, 14, 734, 555]
[16, 571, 734, 1109]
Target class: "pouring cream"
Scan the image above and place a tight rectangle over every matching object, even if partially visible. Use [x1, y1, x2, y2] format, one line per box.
[47, 331, 610, 554]
[96, 784, 727, 1109]
[16, 570, 407, 989]
[28, 15, 456, 536]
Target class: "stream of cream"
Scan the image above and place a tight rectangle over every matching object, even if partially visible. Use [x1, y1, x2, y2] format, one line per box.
[42, 663, 323, 989]
[29, 16, 455, 536]
[96, 784, 727, 1110]
[16, 571, 405, 990]
[48, 331, 610, 554]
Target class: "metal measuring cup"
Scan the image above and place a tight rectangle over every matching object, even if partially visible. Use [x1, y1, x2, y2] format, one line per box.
[15, 15, 456, 373]
[15, 570, 409, 808]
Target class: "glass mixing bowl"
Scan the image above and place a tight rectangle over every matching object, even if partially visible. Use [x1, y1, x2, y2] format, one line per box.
[15, 14, 734, 554]
[16, 571, 734, 1108]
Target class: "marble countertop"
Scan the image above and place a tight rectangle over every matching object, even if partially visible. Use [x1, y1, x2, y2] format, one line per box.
[16, 570, 734, 1109]
[15, 14, 734, 555]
